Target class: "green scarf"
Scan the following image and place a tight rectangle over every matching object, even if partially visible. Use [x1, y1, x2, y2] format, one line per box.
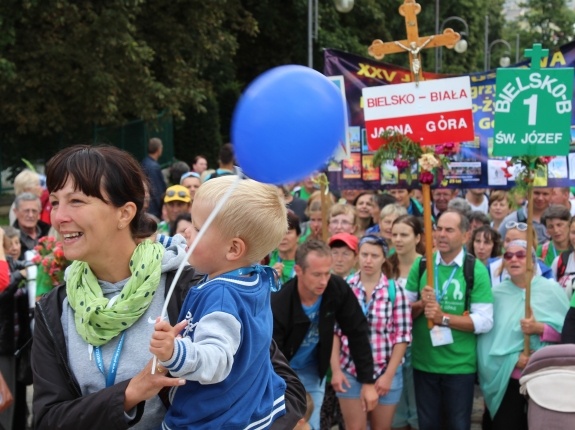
[66, 240, 165, 346]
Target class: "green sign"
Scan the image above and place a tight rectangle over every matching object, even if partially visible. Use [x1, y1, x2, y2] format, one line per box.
[493, 44, 574, 157]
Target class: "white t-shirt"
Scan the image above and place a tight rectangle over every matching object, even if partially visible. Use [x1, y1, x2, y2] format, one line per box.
[467, 194, 489, 214]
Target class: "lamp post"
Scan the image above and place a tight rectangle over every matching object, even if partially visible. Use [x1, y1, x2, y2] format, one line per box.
[308, 0, 354, 68]
[436, 16, 469, 72]
[484, 15, 512, 71]
[487, 39, 512, 69]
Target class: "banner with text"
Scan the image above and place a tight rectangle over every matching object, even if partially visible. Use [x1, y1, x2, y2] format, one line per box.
[324, 42, 575, 190]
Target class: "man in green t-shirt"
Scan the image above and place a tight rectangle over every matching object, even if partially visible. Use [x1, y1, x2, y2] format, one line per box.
[405, 209, 494, 430]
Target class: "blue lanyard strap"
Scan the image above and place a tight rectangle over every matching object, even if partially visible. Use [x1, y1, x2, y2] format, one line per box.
[434, 264, 459, 303]
[93, 331, 126, 388]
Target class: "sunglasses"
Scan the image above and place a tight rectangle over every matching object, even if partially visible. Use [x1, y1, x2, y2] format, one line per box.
[503, 250, 527, 261]
[166, 189, 189, 198]
[505, 221, 528, 231]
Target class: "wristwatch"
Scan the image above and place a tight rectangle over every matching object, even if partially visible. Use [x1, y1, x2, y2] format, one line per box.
[441, 315, 450, 327]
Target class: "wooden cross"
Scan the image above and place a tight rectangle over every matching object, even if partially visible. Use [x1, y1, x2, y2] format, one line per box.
[368, 0, 461, 83]
[367, 0, 463, 328]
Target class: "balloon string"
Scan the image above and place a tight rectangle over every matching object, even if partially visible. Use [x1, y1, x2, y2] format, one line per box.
[151, 170, 243, 374]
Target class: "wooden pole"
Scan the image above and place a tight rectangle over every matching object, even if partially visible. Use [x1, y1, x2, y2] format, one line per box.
[320, 182, 329, 243]
[423, 183, 435, 328]
[524, 186, 534, 355]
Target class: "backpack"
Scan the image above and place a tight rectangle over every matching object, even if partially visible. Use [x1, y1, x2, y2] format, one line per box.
[418, 254, 476, 312]
[517, 207, 527, 223]
[557, 250, 571, 280]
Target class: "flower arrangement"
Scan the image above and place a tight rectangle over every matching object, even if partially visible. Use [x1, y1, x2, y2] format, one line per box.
[500, 156, 554, 194]
[32, 236, 70, 296]
[372, 131, 455, 185]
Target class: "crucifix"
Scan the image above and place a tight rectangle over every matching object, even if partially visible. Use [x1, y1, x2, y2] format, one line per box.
[367, 0, 463, 327]
[368, 0, 461, 84]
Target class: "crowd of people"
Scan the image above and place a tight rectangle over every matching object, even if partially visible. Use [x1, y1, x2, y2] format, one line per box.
[0, 138, 575, 430]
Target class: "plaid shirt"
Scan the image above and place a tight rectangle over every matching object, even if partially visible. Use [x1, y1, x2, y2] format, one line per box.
[336, 272, 412, 380]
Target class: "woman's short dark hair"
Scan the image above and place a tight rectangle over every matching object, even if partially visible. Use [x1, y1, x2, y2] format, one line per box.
[468, 225, 502, 259]
[46, 144, 156, 238]
[169, 213, 192, 237]
[287, 210, 301, 236]
[541, 204, 572, 226]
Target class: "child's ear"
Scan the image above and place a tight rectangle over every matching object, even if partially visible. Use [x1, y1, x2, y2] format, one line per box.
[226, 237, 247, 261]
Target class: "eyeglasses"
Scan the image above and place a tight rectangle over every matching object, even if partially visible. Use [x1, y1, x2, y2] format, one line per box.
[505, 221, 528, 231]
[180, 172, 200, 182]
[503, 250, 527, 261]
[359, 235, 386, 248]
[166, 189, 189, 199]
[329, 219, 353, 227]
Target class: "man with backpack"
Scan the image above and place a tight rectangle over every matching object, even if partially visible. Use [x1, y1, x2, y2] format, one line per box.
[404, 209, 494, 430]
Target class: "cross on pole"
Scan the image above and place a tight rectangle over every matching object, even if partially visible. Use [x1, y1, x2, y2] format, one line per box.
[524, 43, 549, 71]
[367, 0, 464, 328]
[368, 0, 461, 84]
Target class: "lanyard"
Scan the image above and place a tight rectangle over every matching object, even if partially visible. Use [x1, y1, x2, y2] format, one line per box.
[93, 331, 126, 388]
[434, 264, 459, 303]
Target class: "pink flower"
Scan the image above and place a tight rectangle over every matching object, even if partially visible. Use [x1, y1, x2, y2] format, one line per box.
[419, 171, 435, 184]
[539, 156, 553, 164]
[393, 158, 410, 169]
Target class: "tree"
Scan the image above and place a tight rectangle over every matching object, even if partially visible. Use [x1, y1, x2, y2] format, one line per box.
[517, 0, 575, 49]
[0, 0, 256, 164]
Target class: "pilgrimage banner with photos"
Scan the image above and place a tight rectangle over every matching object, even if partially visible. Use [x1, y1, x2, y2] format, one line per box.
[324, 42, 575, 190]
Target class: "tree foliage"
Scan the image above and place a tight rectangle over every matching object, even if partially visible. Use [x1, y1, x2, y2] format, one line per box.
[0, 0, 256, 165]
[515, 0, 575, 50]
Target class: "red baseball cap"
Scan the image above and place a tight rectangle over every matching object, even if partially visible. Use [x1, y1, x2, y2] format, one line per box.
[328, 233, 359, 254]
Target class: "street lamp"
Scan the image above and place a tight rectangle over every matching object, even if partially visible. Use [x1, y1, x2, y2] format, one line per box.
[436, 16, 469, 72]
[486, 39, 512, 70]
[484, 15, 512, 71]
[308, 0, 354, 68]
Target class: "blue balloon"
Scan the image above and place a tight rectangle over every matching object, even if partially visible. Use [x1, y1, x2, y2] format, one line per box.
[232, 65, 345, 184]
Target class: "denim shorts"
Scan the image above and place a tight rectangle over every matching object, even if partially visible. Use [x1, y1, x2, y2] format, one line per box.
[336, 366, 403, 405]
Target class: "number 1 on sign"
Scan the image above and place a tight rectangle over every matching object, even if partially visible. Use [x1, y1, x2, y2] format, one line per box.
[523, 94, 538, 126]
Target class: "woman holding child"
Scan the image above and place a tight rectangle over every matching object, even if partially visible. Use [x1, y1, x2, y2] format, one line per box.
[32, 145, 304, 429]
[331, 234, 412, 430]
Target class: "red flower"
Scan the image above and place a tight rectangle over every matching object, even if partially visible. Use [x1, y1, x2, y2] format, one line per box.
[419, 171, 435, 184]
[393, 158, 410, 169]
[539, 156, 553, 164]
[501, 167, 513, 179]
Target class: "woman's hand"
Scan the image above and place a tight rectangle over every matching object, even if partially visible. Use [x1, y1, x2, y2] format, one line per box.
[149, 319, 188, 362]
[124, 359, 186, 411]
[0, 372, 13, 413]
[272, 262, 284, 278]
[360, 384, 378, 412]
[331, 369, 350, 393]
[374, 371, 393, 397]
[516, 352, 532, 369]
[520, 315, 544, 335]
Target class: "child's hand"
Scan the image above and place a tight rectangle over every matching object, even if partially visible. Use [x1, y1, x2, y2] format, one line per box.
[149, 318, 188, 362]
